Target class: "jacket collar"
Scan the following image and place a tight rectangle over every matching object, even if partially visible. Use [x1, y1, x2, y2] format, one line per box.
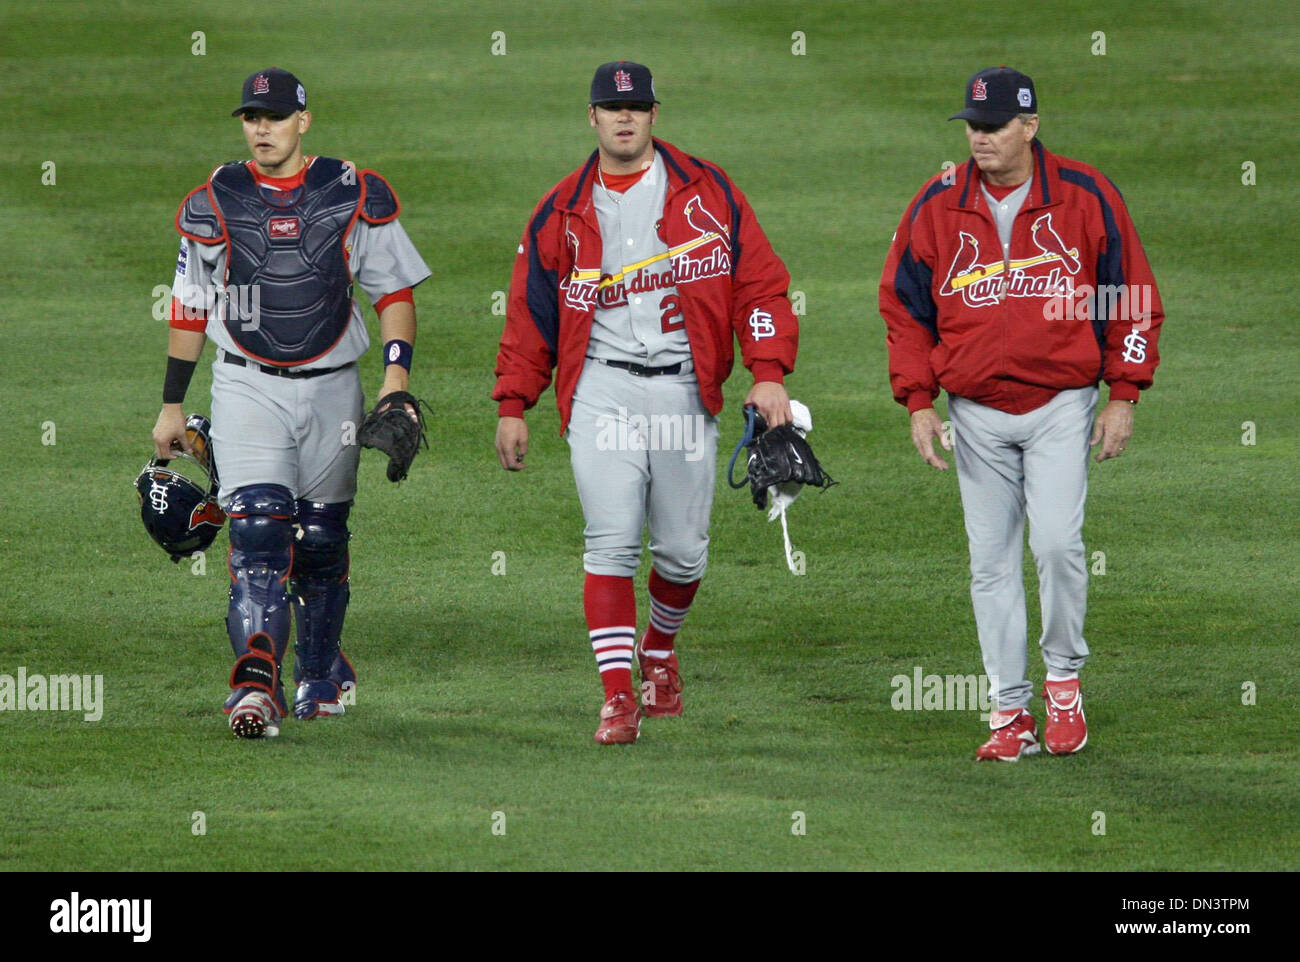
[554, 138, 701, 213]
[950, 139, 1060, 212]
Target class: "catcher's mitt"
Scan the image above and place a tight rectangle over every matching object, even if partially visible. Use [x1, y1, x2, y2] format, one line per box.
[729, 408, 835, 510]
[358, 390, 428, 482]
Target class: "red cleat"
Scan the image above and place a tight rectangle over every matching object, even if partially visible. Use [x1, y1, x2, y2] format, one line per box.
[975, 708, 1040, 762]
[636, 636, 682, 717]
[594, 691, 641, 745]
[1042, 679, 1088, 755]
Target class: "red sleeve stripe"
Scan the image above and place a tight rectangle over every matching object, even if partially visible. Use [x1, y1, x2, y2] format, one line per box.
[374, 288, 413, 314]
[169, 296, 207, 332]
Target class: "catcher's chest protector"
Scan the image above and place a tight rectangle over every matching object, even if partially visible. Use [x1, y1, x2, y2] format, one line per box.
[210, 159, 359, 363]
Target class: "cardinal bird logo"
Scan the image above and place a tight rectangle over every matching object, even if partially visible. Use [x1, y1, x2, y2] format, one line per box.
[682, 195, 731, 250]
[1029, 213, 1081, 273]
[189, 501, 226, 529]
[670, 195, 732, 284]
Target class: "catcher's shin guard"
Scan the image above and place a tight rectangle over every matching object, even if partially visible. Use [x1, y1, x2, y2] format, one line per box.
[290, 500, 355, 720]
[223, 485, 294, 720]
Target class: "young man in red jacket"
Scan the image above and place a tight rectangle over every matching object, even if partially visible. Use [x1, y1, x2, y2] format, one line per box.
[493, 62, 798, 744]
[879, 67, 1163, 761]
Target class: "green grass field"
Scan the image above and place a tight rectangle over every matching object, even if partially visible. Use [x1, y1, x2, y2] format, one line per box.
[1, 0, 1296, 871]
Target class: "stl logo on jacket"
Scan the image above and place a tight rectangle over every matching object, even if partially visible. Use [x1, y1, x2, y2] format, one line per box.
[940, 212, 1080, 309]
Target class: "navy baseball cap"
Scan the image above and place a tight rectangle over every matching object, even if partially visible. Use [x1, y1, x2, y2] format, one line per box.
[232, 67, 307, 117]
[590, 61, 659, 106]
[949, 67, 1036, 125]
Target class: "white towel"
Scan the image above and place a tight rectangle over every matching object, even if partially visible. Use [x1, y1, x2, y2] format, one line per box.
[766, 399, 814, 573]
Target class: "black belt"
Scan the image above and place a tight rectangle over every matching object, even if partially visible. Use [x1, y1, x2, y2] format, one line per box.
[222, 354, 353, 379]
[592, 357, 682, 377]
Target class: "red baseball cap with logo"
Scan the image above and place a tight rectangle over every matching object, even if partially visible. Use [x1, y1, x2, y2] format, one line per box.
[590, 61, 659, 106]
[949, 66, 1037, 125]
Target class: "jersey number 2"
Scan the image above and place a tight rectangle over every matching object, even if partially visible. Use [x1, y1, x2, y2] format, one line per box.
[659, 295, 684, 333]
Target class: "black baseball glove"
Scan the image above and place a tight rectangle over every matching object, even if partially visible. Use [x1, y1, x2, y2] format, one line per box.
[358, 390, 428, 482]
[736, 412, 836, 510]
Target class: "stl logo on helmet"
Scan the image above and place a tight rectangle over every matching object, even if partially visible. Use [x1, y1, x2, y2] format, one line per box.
[614, 70, 634, 93]
[253, 74, 270, 95]
[149, 481, 169, 513]
[971, 78, 988, 101]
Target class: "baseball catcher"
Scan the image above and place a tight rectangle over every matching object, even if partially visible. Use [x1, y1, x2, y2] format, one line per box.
[359, 390, 428, 482]
[729, 401, 835, 571]
[154, 67, 433, 738]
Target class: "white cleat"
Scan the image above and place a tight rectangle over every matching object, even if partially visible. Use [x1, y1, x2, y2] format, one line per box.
[229, 690, 281, 739]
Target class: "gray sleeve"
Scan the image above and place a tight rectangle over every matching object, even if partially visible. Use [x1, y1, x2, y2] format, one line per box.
[349, 218, 432, 306]
[171, 237, 224, 314]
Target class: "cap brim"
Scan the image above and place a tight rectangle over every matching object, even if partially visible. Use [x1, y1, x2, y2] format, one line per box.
[232, 100, 297, 117]
[591, 99, 659, 107]
[949, 107, 1020, 124]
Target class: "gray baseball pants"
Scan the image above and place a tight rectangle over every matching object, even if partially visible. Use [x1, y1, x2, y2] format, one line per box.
[948, 386, 1097, 710]
[565, 357, 719, 581]
[210, 352, 364, 506]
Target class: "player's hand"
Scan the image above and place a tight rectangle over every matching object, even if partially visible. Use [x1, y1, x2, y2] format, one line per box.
[910, 407, 951, 471]
[378, 375, 418, 422]
[745, 381, 792, 429]
[1091, 400, 1134, 462]
[496, 416, 529, 471]
[152, 404, 192, 460]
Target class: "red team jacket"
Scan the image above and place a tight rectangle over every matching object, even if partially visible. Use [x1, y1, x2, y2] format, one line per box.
[880, 140, 1163, 415]
[493, 139, 798, 433]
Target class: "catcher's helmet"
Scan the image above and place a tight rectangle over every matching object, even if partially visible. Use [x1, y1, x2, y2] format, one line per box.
[135, 413, 226, 562]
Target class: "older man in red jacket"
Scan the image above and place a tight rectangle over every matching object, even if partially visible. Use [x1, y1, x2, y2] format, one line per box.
[880, 67, 1164, 761]
[493, 62, 799, 745]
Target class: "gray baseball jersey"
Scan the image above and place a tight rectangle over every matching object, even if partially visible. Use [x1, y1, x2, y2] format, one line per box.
[980, 176, 1033, 247]
[172, 194, 431, 370]
[587, 154, 691, 367]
